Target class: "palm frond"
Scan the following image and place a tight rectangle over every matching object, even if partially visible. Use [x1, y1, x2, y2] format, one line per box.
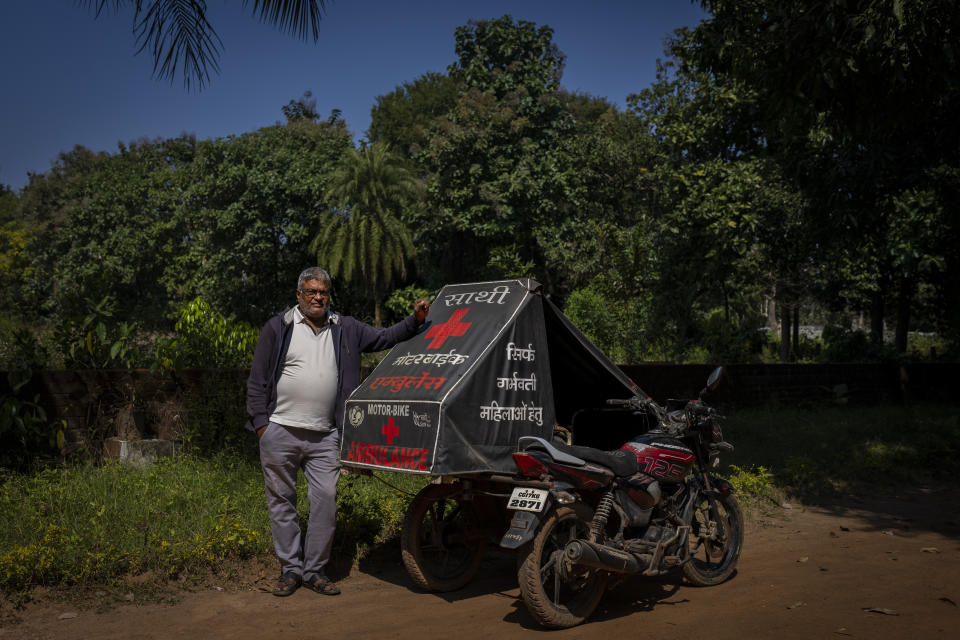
[245, 0, 328, 42]
[132, 0, 222, 91]
[310, 142, 419, 296]
[83, 1, 327, 89]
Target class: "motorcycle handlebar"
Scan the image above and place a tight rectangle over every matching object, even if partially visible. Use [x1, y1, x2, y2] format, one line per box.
[606, 396, 666, 419]
[687, 401, 713, 417]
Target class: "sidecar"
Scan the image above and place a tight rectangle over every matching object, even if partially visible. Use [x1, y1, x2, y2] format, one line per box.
[339, 279, 645, 590]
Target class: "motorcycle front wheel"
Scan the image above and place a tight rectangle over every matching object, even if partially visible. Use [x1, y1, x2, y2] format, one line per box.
[682, 491, 744, 586]
[400, 483, 487, 592]
[517, 504, 608, 629]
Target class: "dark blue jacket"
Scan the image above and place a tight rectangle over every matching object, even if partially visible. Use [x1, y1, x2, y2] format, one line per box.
[245, 307, 420, 434]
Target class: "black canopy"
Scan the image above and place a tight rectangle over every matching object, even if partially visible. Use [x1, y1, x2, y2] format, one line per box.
[339, 279, 641, 476]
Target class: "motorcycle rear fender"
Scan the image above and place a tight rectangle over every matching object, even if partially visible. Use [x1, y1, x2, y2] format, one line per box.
[499, 506, 548, 549]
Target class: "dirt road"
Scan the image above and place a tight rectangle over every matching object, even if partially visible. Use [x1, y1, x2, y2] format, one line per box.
[4, 488, 959, 639]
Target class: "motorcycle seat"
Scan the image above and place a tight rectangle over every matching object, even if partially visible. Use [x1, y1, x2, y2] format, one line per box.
[550, 442, 640, 478]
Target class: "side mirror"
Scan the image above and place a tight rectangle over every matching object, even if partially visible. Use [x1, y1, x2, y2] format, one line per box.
[699, 366, 725, 399]
[706, 366, 724, 390]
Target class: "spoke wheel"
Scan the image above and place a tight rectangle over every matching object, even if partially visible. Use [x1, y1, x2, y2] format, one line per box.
[517, 504, 608, 629]
[682, 491, 743, 586]
[401, 483, 486, 592]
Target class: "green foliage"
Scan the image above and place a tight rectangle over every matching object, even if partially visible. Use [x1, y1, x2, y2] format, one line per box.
[451, 15, 565, 97]
[83, 0, 328, 90]
[695, 309, 768, 363]
[0, 327, 61, 471]
[0, 455, 425, 595]
[57, 296, 140, 370]
[169, 121, 351, 323]
[154, 298, 258, 371]
[0, 327, 49, 372]
[334, 473, 426, 558]
[178, 374, 254, 458]
[281, 90, 320, 122]
[906, 333, 953, 360]
[487, 245, 535, 279]
[0, 215, 37, 320]
[721, 403, 960, 496]
[677, 0, 960, 352]
[0, 369, 64, 471]
[313, 144, 419, 325]
[780, 455, 831, 495]
[820, 325, 893, 362]
[0, 455, 271, 593]
[368, 72, 458, 157]
[31, 139, 192, 326]
[384, 285, 433, 323]
[416, 15, 578, 284]
[725, 464, 780, 506]
[563, 281, 647, 364]
[6, 9, 958, 360]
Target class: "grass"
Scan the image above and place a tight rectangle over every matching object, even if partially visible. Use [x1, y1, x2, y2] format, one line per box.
[717, 402, 960, 497]
[0, 453, 426, 602]
[2, 402, 956, 603]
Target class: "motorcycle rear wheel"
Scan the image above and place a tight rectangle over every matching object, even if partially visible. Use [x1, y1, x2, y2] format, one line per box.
[400, 483, 487, 592]
[682, 491, 743, 586]
[517, 504, 608, 629]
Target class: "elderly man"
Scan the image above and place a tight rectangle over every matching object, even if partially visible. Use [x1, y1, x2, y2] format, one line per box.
[246, 267, 430, 597]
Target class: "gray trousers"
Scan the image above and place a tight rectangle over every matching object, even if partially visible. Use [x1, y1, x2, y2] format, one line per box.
[259, 422, 340, 577]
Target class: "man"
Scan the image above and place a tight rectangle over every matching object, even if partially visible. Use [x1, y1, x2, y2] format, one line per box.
[246, 267, 430, 597]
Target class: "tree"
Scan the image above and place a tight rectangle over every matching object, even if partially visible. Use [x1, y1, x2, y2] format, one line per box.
[416, 16, 578, 288]
[368, 72, 458, 158]
[679, 0, 960, 350]
[622, 59, 811, 361]
[170, 118, 351, 322]
[282, 90, 320, 123]
[24, 138, 191, 326]
[0, 184, 17, 223]
[312, 144, 418, 326]
[82, 0, 330, 89]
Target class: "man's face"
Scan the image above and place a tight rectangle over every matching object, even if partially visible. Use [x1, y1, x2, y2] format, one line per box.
[297, 278, 331, 322]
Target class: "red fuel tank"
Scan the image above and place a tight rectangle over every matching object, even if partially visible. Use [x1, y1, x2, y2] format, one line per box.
[621, 436, 695, 484]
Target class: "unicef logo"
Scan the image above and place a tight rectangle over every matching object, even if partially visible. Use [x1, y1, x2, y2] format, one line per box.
[348, 405, 364, 428]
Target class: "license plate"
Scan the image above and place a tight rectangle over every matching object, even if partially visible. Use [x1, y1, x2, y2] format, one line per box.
[507, 486, 547, 512]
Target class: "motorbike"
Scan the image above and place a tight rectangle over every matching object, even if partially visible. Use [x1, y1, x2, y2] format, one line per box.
[500, 366, 743, 629]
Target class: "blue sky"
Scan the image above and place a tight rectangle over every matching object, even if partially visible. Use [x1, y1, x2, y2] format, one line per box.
[0, 1, 707, 191]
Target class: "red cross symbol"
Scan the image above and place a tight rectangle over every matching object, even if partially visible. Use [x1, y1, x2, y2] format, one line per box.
[425, 308, 472, 349]
[382, 417, 399, 445]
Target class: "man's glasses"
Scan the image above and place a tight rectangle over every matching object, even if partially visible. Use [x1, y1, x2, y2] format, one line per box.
[299, 288, 330, 299]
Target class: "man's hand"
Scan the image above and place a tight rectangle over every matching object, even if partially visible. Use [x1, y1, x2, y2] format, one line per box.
[414, 298, 431, 324]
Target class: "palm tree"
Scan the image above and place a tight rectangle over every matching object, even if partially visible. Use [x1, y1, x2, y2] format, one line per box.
[82, 1, 329, 90]
[312, 144, 418, 326]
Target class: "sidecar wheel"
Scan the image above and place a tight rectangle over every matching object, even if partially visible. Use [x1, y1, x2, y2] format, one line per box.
[682, 491, 744, 586]
[401, 483, 486, 592]
[517, 504, 608, 629]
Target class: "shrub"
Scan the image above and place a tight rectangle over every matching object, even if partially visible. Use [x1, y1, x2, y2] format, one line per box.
[54, 296, 141, 370]
[725, 464, 779, 505]
[564, 284, 646, 364]
[694, 309, 767, 363]
[154, 298, 258, 371]
[820, 325, 893, 362]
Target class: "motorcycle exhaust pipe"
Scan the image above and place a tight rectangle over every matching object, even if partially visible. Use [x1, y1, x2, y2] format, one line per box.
[564, 539, 650, 575]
